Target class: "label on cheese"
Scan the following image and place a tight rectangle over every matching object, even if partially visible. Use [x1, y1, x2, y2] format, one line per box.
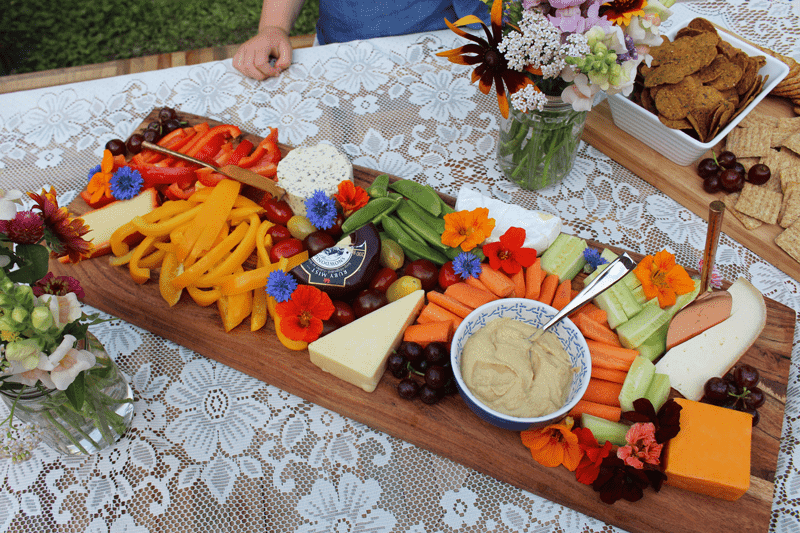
[299, 241, 363, 288]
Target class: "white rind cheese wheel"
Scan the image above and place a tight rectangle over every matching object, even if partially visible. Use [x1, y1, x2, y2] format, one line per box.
[276, 143, 353, 216]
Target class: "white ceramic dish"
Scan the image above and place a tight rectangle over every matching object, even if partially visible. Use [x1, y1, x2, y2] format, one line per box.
[607, 24, 790, 166]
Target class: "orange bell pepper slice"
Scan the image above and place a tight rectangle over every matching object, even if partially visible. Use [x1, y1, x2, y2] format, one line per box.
[129, 235, 159, 284]
[217, 290, 252, 332]
[176, 178, 241, 263]
[159, 251, 184, 307]
[218, 263, 282, 296]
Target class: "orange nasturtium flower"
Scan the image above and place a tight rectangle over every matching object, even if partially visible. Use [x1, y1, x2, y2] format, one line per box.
[633, 250, 696, 308]
[275, 284, 335, 343]
[333, 180, 369, 217]
[441, 208, 495, 252]
[601, 0, 647, 27]
[520, 416, 583, 471]
[86, 149, 115, 204]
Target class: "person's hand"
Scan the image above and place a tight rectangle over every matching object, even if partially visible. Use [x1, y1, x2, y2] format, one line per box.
[233, 27, 293, 80]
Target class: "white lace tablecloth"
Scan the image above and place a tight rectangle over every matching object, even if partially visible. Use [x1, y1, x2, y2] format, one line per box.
[2, 2, 800, 531]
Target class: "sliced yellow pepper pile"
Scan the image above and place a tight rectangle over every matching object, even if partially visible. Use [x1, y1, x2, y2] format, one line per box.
[108, 181, 308, 334]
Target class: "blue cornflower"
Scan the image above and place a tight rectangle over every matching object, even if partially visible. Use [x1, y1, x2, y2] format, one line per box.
[583, 248, 608, 273]
[304, 190, 337, 230]
[266, 270, 298, 303]
[109, 167, 144, 200]
[87, 164, 101, 183]
[452, 252, 482, 280]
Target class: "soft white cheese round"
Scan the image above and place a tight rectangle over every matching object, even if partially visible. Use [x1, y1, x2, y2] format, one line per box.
[276, 143, 353, 216]
[455, 186, 562, 254]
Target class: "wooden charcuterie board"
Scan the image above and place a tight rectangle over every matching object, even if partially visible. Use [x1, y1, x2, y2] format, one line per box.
[584, 96, 800, 284]
[51, 111, 794, 533]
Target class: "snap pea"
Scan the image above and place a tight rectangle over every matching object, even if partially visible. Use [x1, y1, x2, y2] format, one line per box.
[404, 199, 445, 234]
[389, 179, 441, 216]
[366, 174, 390, 198]
[381, 216, 413, 244]
[340, 197, 398, 235]
[397, 237, 448, 265]
[395, 201, 448, 252]
[391, 215, 426, 245]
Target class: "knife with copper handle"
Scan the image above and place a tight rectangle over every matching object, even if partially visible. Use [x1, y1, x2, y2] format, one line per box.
[141, 140, 286, 200]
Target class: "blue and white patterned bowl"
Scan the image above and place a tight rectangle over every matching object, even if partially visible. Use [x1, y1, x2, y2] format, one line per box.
[450, 298, 591, 431]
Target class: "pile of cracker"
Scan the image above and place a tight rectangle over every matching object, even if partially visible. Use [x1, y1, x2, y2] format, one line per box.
[719, 111, 800, 262]
[637, 18, 768, 142]
[767, 53, 800, 116]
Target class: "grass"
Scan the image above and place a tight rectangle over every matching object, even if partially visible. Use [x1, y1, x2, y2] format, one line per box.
[0, 0, 319, 76]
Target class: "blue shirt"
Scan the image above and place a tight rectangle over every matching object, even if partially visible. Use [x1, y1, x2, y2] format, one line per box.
[316, 0, 491, 45]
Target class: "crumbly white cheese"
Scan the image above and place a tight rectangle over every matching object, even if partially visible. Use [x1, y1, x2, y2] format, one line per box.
[276, 143, 353, 216]
[455, 186, 562, 253]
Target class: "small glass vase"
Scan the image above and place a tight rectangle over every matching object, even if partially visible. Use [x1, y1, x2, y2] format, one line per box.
[497, 96, 589, 190]
[0, 333, 134, 456]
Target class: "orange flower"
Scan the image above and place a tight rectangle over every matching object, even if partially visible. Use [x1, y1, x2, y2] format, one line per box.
[601, 0, 647, 27]
[28, 187, 94, 262]
[441, 208, 495, 252]
[87, 150, 115, 204]
[633, 250, 696, 308]
[275, 284, 335, 342]
[334, 180, 369, 217]
[520, 417, 583, 471]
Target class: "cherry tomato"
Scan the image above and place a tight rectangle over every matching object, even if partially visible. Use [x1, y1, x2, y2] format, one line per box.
[266, 225, 292, 243]
[269, 238, 304, 263]
[303, 230, 336, 257]
[259, 196, 294, 225]
[331, 300, 356, 326]
[352, 289, 388, 318]
[438, 261, 459, 290]
[404, 259, 439, 291]
[369, 267, 399, 293]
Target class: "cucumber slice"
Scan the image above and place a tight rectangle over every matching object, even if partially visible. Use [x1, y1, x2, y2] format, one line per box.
[540, 233, 587, 282]
[618, 356, 656, 413]
[594, 289, 628, 330]
[643, 373, 671, 412]
[581, 414, 629, 446]
[613, 281, 643, 319]
[616, 299, 665, 349]
[630, 284, 648, 305]
[637, 321, 669, 362]
[622, 270, 642, 290]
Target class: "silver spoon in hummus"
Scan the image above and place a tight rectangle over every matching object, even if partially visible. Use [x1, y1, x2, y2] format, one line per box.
[528, 253, 637, 342]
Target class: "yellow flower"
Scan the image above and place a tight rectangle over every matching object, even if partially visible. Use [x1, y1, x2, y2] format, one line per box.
[441, 208, 495, 252]
[633, 250, 696, 308]
[520, 417, 582, 471]
[601, 0, 648, 27]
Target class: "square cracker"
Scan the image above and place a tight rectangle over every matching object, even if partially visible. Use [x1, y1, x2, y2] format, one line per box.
[781, 132, 800, 155]
[782, 167, 800, 194]
[735, 182, 782, 224]
[780, 184, 800, 228]
[726, 124, 772, 157]
[723, 192, 762, 230]
[738, 111, 778, 129]
[775, 220, 800, 264]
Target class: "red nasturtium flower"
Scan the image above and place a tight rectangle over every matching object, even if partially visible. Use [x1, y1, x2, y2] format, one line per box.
[520, 416, 582, 471]
[28, 187, 94, 263]
[573, 426, 613, 485]
[633, 250, 695, 308]
[334, 180, 369, 217]
[275, 285, 335, 342]
[482, 227, 537, 275]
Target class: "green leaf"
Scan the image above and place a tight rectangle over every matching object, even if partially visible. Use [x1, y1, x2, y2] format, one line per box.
[64, 371, 86, 412]
[7, 243, 50, 284]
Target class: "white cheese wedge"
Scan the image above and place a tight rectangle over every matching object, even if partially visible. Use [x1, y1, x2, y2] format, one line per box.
[308, 290, 425, 392]
[455, 186, 561, 253]
[654, 277, 767, 400]
[276, 143, 353, 216]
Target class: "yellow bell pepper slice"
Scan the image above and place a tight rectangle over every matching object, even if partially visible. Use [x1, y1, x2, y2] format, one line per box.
[132, 204, 202, 237]
[195, 214, 259, 287]
[109, 221, 139, 257]
[177, 178, 241, 263]
[170, 222, 250, 289]
[137, 247, 167, 269]
[159, 251, 184, 307]
[278, 250, 309, 272]
[218, 263, 282, 296]
[228, 205, 265, 225]
[129, 235, 158, 284]
[217, 290, 252, 332]
[251, 287, 268, 331]
[186, 286, 221, 307]
[109, 249, 135, 267]
[255, 220, 275, 268]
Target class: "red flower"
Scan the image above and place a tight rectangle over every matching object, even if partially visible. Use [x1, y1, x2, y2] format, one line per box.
[33, 272, 85, 298]
[334, 181, 369, 217]
[275, 285, 335, 342]
[28, 187, 94, 262]
[573, 426, 613, 485]
[482, 227, 537, 274]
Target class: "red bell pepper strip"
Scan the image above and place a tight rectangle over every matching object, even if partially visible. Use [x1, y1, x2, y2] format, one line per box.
[239, 136, 281, 168]
[249, 162, 278, 178]
[196, 167, 227, 187]
[157, 127, 189, 148]
[186, 125, 241, 159]
[128, 164, 198, 187]
[227, 139, 254, 167]
[165, 182, 196, 201]
[265, 127, 278, 144]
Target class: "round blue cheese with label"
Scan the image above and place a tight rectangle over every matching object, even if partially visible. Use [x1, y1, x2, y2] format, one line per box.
[290, 223, 381, 299]
[276, 143, 353, 217]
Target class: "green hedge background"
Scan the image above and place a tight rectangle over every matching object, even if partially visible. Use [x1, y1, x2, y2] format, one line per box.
[0, 0, 320, 76]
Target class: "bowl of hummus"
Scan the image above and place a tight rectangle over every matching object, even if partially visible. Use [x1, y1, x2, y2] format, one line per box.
[450, 298, 591, 431]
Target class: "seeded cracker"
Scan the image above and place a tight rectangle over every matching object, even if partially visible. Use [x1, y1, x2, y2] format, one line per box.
[735, 182, 782, 224]
[780, 184, 800, 228]
[775, 220, 800, 264]
[723, 192, 763, 230]
[725, 124, 772, 157]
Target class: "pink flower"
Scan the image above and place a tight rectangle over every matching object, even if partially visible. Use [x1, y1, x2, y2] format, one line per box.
[616, 422, 663, 469]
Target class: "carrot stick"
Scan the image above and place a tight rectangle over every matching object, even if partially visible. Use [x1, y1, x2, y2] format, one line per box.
[417, 302, 462, 329]
[465, 276, 492, 293]
[587, 339, 639, 371]
[550, 279, 573, 311]
[576, 314, 622, 347]
[524, 258, 545, 300]
[569, 302, 608, 327]
[537, 273, 559, 306]
[426, 291, 474, 318]
[568, 399, 622, 423]
[445, 282, 498, 309]
[510, 269, 526, 298]
[403, 321, 453, 347]
[591, 366, 628, 384]
[582, 378, 623, 407]
[478, 264, 516, 297]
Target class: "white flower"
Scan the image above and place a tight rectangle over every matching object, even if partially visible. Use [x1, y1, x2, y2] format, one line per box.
[19, 90, 92, 147]
[38, 292, 82, 330]
[5, 367, 56, 389]
[324, 41, 393, 94]
[409, 70, 476, 123]
[561, 75, 601, 112]
[254, 92, 322, 146]
[441, 488, 482, 528]
[510, 85, 549, 113]
[49, 348, 95, 390]
[173, 63, 243, 116]
[0, 188, 23, 220]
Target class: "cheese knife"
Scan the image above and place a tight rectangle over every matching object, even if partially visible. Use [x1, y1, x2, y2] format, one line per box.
[140, 140, 286, 200]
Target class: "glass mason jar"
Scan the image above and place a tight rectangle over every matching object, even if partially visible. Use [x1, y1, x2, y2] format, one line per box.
[497, 96, 589, 190]
[0, 332, 134, 456]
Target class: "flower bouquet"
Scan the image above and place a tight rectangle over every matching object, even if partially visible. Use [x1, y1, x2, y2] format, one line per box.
[0, 187, 134, 459]
[437, 0, 677, 189]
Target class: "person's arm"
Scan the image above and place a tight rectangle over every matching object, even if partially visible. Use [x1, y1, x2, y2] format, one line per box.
[233, 0, 308, 80]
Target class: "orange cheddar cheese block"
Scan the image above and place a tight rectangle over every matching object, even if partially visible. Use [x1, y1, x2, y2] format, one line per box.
[663, 398, 752, 501]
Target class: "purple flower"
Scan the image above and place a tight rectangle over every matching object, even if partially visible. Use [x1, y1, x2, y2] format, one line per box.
[87, 164, 101, 183]
[583, 248, 608, 273]
[266, 270, 298, 303]
[452, 252, 482, 280]
[304, 190, 337, 230]
[110, 167, 144, 200]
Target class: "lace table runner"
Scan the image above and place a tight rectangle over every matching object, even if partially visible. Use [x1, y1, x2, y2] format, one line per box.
[1, 2, 799, 531]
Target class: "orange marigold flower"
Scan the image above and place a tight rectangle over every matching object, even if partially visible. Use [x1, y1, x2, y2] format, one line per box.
[86, 150, 115, 204]
[633, 250, 695, 308]
[334, 180, 369, 217]
[600, 0, 647, 27]
[275, 284, 335, 343]
[520, 416, 583, 471]
[28, 187, 94, 263]
[441, 208, 495, 252]
[482, 227, 537, 274]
